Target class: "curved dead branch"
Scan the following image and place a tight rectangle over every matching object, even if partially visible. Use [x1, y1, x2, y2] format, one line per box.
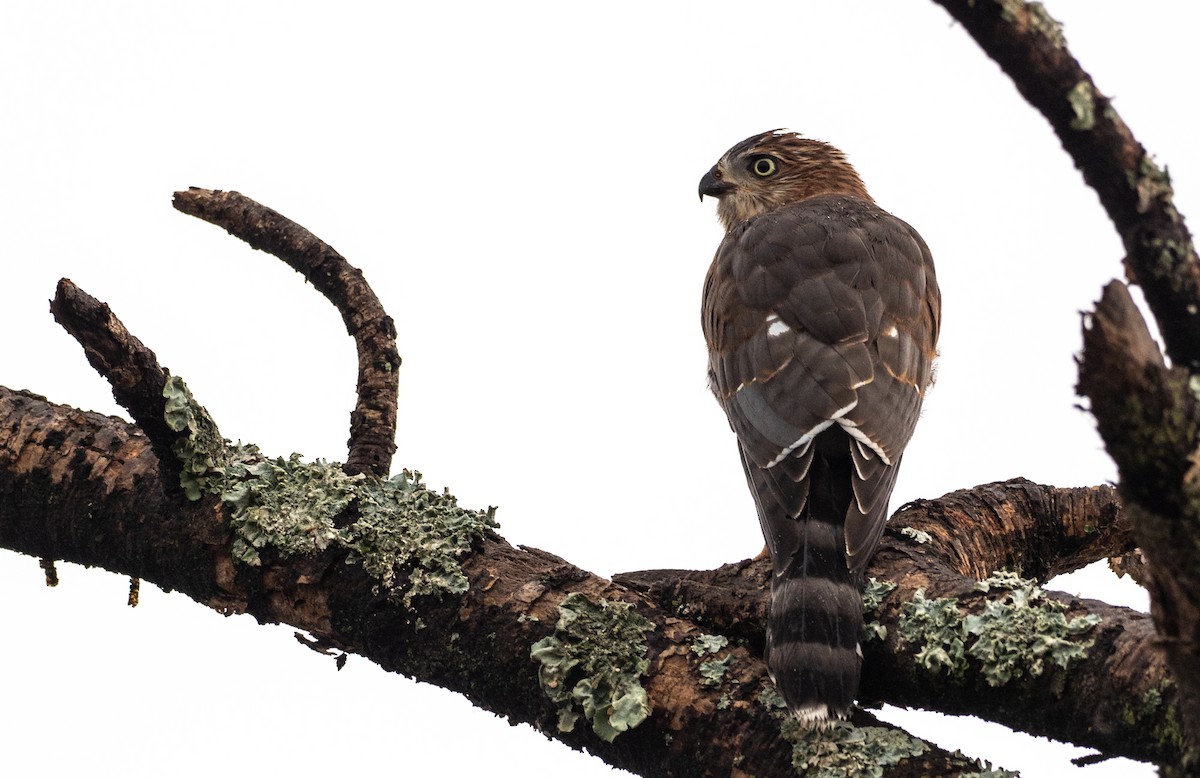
[172, 188, 398, 477]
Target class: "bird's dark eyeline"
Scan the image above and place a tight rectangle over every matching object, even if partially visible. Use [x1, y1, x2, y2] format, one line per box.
[699, 130, 940, 723]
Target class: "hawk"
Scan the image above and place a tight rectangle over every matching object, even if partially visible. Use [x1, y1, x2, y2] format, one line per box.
[699, 130, 940, 722]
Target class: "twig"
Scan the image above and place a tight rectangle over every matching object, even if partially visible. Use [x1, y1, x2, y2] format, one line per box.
[171, 188, 399, 477]
[49, 278, 185, 492]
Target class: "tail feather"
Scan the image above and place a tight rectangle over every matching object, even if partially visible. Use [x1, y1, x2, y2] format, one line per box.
[758, 433, 865, 721]
[765, 540, 863, 719]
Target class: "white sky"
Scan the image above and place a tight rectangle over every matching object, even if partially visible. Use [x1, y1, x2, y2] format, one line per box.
[1, 2, 1193, 776]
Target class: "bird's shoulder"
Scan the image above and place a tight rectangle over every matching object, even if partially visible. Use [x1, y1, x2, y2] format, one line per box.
[719, 195, 927, 279]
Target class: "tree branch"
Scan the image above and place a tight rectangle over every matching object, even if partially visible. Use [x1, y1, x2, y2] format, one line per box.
[932, 0, 1200, 371]
[48, 278, 183, 494]
[171, 188, 398, 477]
[619, 480, 1177, 765]
[2, 384, 999, 778]
[930, 2, 1200, 767]
[1078, 281, 1200, 770]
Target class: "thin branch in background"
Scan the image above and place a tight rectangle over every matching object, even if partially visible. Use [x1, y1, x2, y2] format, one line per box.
[931, 0, 1200, 766]
[932, 0, 1200, 370]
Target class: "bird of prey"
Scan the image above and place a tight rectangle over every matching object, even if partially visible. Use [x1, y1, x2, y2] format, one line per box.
[699, 130, 940, 723]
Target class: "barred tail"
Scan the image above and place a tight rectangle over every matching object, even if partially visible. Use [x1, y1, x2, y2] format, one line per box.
[764, 535, 863, 722]
[762, 448, 864, 723]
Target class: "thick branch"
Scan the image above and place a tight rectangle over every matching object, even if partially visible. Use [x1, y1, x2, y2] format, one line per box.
[0, 385, 990, 778]
[171, 188, 398, 477]
[618, 479, 1175, 765]
[933, 0, 1200, 371]
[887, 478, 1130, 581]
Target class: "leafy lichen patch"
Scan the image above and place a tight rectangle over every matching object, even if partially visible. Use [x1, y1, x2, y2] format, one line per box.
[863, 578, 898, 642]
[900, 572, 1101, 686]
[780, 719, 926, 778]
[899, 589, 969, 676]
[898, 526, 931, 544]
[699, 655, 735, 687]
[222, 453, 351, 566]
[340, 471, 498, 605]
[965, 572, 1101, 686]
[163, 375, 231, 500]
[163, 374, 497, 604]
[1127, 156, 1175, 215]
[999, 0, 1065, 48]
[1122, 681, 1184, 753]
[1067, 80, 1095, 131]
[757, 684, 789, 713]
[530, 592, 653, 742]
[691, 633, 729, 656]
[959, 761, 1021, 778]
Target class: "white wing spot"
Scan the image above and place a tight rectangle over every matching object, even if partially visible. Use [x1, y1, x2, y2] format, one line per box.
[765, 314, 791, 338]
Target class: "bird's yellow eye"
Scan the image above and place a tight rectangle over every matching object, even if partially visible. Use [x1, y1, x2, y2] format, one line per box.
[750, 156, 778, 177]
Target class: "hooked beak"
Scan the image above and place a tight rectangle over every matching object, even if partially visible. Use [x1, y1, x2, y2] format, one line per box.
[698, 165, 734, 201]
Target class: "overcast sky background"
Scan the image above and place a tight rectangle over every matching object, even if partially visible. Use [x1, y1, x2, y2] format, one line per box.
[2, 2, 1194, 776]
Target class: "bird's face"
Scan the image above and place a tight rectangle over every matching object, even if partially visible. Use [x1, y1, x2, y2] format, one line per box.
[699, 130, 871, 231]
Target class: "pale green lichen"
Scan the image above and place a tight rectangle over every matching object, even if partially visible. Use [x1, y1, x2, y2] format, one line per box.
[340, 471, 498, 605]
[529, 592, 653, 742]
[1127, 156, 1175, 215]
[965, 573, 1101, 686]
[1067, 80, 1095, 131]
[781, 719, 926, 778]
[900, 572, 1101, 686]
[998, 0, 1065, 48]
[900, 589, 969, 676]
[971, 570, 1027, 593]
[863, 578, 898, 642]
[163, 375, 231, 500]
[699, 655, 735, 687]
[693, 634, 736, 687]
[1026, 2, 1065, 48]
[1122, 681, 1184, 753]
[959, 761, 1021, 778]
[162, 373, 497, 604]
[757, 684, 789, 712]
[899, 526, 931, 544]
[691, 634, 729, 656]
[222, 454, 353, 566]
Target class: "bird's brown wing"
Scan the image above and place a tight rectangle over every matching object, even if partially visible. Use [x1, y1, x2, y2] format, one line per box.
[703, 195, 939, 576]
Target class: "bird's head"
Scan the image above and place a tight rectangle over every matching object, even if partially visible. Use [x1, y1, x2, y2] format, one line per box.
[699, 130, 873, 231]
